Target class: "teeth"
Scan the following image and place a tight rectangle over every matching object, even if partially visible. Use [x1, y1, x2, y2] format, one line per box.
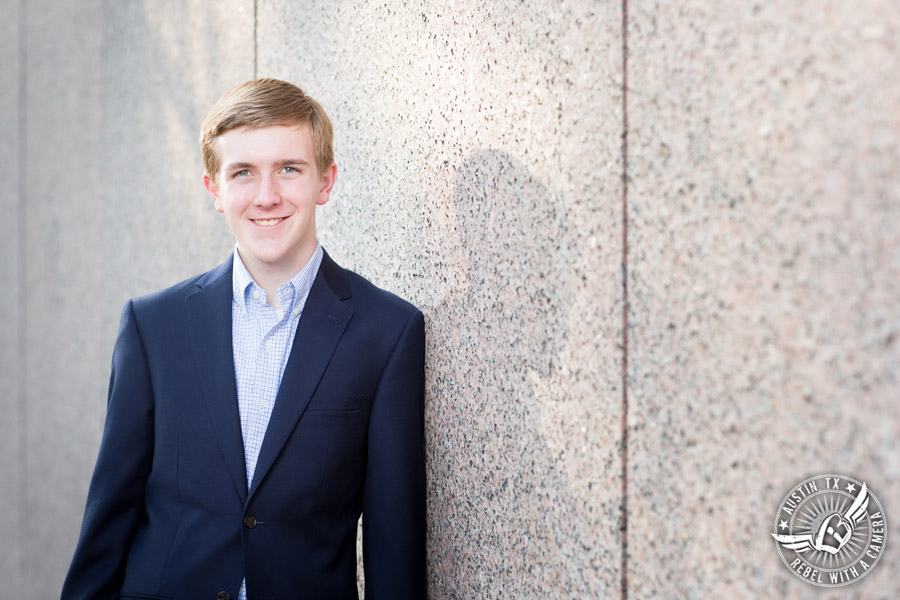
[253, 218, 283, 227]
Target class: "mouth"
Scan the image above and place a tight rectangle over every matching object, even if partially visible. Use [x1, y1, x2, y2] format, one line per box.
[251, 217, 286, 227]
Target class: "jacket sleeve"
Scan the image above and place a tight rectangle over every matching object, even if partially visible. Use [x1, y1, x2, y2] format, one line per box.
[61, 300, 155, 599]
[362, 309, 427, 599]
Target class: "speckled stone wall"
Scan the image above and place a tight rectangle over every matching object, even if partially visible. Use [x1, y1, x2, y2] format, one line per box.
[256, 2, 625, 597]
[627, 2, 900, 598]
[3, 2, 899, 599]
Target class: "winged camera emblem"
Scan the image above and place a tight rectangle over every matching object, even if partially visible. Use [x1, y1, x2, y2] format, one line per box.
[772, 483, 870, 555]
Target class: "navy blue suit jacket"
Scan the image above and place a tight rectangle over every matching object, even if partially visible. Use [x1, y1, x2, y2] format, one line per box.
[62, 251, 426, 600]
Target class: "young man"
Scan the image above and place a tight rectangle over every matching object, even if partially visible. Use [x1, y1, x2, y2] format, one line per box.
[62, 79, 426, 600]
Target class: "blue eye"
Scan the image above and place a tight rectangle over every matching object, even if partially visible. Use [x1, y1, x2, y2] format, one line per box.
[283, 166, 297, 174]
[233, 169, 250, 177]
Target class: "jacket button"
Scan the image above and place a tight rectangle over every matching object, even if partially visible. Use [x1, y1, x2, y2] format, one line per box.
[217, 593, 231, 600]
[243, 514, 258, 529]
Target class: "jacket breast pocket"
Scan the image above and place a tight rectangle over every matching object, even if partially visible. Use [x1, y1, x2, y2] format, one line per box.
[305, 393, 366, 412]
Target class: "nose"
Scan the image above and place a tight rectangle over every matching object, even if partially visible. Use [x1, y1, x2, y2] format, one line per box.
[254, 173, 282, 207]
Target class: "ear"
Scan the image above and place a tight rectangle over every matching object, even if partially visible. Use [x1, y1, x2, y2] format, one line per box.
[316, 163, 338, 206]
[203, 173, 224, 213]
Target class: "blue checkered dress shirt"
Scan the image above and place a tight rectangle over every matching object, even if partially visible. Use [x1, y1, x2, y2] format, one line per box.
[232, 244, 323, 600]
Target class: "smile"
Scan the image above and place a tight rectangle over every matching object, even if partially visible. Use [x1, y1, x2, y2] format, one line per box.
[252, 217, 285, 227]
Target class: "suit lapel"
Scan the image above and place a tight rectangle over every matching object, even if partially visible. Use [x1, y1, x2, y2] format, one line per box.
[185, 257, 249, 504]
[248, 252, 353, 500]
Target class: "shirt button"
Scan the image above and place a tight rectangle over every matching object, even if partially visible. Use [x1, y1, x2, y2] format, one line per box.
[243, 515, 258, 529]
[259, 400, 268, 409]
[265, 339, 273, 350]
[253, 290, 261, 300]
[292, 307, 300, 316]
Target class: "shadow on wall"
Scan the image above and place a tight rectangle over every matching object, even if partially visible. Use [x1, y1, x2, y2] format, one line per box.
[425, 150, 611, 597]
[452, 149, 566, 376]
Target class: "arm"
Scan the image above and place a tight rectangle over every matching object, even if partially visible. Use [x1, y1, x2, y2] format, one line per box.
[362, 310, 427, 599]
[61, 300, 155, 599]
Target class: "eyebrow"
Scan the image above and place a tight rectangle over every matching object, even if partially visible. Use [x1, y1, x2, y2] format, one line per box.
[275, 158, 311, 167]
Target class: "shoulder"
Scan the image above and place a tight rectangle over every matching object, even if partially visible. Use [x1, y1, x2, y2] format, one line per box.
[347, 269, 419, 316]
[326, 258, 425, 358]
[323, 252, 420, 322]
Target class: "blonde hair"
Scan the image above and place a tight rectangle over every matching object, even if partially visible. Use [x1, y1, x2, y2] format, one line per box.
[200, 78, 334, 182]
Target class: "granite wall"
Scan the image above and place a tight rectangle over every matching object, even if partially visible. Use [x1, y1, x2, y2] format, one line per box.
[627, 3, 900, 597]
[2, 1, 897, 599]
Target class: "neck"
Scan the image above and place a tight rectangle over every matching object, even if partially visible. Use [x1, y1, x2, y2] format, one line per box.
[238, 246, 315, 311]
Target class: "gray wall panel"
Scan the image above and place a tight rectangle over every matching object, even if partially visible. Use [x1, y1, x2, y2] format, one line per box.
[1, 0, 23, 596]
[20, 2, 254, 597]
[23, 2, 105, 596]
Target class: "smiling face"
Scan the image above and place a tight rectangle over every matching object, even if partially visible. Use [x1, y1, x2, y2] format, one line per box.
[204, 123, 337, 285]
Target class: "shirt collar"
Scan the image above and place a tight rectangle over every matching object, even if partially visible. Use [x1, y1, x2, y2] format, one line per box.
[231, 244, 324, 315]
